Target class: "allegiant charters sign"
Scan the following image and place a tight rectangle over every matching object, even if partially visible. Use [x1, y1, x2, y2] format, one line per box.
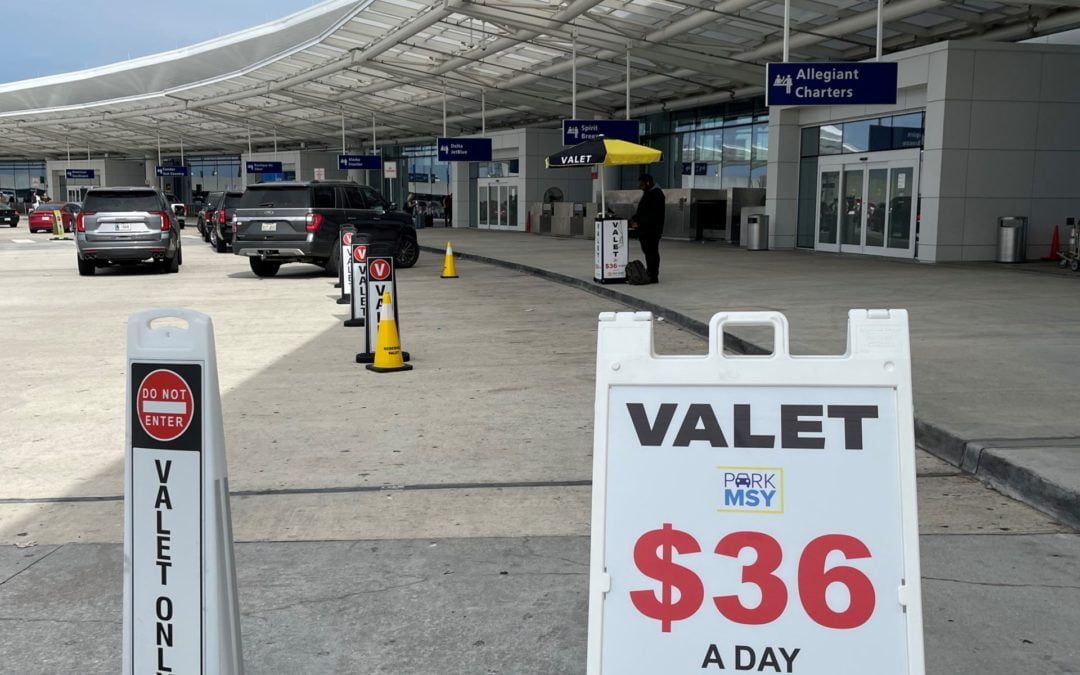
[765, 62, 898, 106]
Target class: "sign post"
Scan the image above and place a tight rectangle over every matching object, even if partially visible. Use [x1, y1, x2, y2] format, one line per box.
[345, 237, 369, 328]
[765, 62, 898, 106]
[124, 309, 243, 675]
[594, 219, 628, 284]
[355, 257, 409, 364]
[245, 161, 282, 174]
[587, 309, 923, 674]
[563, 119, 640, 145]
[337, 155, 382, 171]
[436, 138, 493, 162]
[336, 226, 356, 299]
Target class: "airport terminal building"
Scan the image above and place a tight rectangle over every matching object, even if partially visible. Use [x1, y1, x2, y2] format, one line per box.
[1, 0, 1079, 263]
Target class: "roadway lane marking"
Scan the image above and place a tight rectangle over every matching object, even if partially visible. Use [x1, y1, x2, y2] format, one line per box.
[12, 239, 33, 243]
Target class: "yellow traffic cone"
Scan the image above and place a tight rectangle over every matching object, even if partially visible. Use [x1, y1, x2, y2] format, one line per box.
[50, 210, 67, 240]
[440, 241, 459, 278]
[366, 291, 413, 373]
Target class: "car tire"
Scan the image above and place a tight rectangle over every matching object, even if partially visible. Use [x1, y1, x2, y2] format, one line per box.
[160, 250, 180, 274]
[77, 257, 95, 276]
[395, 237, 420, 269]
[249, 258, 281, 278]
[323, 250, 339, 278]
[212, 228, 227, 253]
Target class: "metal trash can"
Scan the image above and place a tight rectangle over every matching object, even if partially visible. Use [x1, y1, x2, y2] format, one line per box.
[997, 216, 1027, 263]
[746, 214, 769, 250]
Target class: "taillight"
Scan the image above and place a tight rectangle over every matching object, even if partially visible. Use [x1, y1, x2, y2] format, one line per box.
[156, 211, 171, 231]
[305, 212, 323, 232]
[218, 209, 226, 225]
[76, 211, 92, 232]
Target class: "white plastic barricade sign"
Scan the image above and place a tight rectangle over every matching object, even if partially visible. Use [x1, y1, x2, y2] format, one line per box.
[337, 227, 356, 303]
[345, 242, 369, 327]
[124, 309, 243, 675]
[587, 310, 923, 675]
[356, 257, 409, 363]
[595, 218, 628, 284]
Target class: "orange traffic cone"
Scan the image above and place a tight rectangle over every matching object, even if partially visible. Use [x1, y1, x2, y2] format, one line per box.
[1045, 224, 1061, 261]
[440, 242, 459, 279]
[366, 291, 413, 373]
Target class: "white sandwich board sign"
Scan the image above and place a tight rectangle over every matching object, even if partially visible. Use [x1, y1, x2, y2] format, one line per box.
[587, 310, 924, 674]
[124, 309, 243, 675]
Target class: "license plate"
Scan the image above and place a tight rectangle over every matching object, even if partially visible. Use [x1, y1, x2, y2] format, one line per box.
[115, 223, 133, 232]
[261, 222, 276, 232]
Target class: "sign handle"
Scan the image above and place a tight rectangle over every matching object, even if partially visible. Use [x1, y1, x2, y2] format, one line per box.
[707, 311, 791, 358]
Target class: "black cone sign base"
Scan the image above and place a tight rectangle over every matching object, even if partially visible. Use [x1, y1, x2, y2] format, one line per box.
[367, 362, 414, 373]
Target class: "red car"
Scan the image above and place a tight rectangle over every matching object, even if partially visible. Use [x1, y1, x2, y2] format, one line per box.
[28, 203, 78, 233]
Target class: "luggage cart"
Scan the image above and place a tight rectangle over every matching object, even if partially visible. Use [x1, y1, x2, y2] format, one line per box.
[1059, 217, 1080, 272]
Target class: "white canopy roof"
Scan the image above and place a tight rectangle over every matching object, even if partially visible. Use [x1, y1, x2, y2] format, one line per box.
[1, 0, 1078, 158]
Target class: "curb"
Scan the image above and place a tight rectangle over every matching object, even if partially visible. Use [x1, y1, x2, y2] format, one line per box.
[423, 244, 1080, 531]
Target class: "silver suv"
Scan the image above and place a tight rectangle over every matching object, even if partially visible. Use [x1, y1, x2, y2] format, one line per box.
[75, 187, 182, 276]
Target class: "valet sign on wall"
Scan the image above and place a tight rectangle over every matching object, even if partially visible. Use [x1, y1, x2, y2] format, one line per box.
[587, 310, 924, 675]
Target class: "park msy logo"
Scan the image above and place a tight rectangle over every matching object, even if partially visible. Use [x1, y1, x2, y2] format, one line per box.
[717, 467, 783, 514]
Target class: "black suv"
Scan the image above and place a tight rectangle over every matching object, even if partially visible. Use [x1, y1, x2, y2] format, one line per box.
[207, 190, 244, 253]
[196, 191, 223, 242]
[232, 181, 419, 278]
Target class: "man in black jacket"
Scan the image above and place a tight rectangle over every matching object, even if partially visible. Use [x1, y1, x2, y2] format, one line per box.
[630, 173, 665, 284]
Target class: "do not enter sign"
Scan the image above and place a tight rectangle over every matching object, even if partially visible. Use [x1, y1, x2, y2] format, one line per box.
[369, 258, 391, 281]
[353, 245, 368, 263]
[137, 369, 194, 441]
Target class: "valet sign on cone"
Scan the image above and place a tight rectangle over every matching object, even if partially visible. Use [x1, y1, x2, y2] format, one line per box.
[356, 257, 410, 364]
[586, 310, 924, 675]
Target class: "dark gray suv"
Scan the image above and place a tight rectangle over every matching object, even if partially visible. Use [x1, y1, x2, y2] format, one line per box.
[75, 188, 182, 276]
[232, 181, 419, 278]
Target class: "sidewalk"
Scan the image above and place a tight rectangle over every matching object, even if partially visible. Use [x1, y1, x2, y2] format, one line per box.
[419, 229, 1080, 528]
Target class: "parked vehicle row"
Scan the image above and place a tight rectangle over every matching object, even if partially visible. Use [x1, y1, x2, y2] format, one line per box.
[28, 202, 80, 233]
[70, 180, 417, 278]
[232, 181, 419, 277]
[0, 202, 19, 227]
[75, 188, 182, 276]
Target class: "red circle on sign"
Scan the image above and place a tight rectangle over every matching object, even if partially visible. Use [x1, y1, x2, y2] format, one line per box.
[137, 369, 194, 442]
[369, 259, 390, 280]
[342, 232, 353, 246]
[353, 245, 367, 263]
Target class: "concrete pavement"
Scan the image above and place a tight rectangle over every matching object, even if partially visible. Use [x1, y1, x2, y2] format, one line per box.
[418, 228, 1080, 529]
[1, 227, 1079, 673]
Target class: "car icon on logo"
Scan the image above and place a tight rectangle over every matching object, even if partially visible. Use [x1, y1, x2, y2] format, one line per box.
[734, 473, 752, 488]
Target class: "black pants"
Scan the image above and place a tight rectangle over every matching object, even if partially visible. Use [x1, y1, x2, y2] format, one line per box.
[638, 232, 661, 282]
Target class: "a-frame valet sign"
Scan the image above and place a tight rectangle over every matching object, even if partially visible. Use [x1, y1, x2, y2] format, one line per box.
[586, 310, 924, 674]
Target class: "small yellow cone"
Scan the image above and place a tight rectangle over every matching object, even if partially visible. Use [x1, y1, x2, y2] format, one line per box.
[366, 291, 413, 373]
[51, 210, 67, 239]
[440, 241, 459, 278]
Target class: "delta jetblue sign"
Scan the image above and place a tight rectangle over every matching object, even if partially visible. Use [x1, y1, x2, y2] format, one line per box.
[765, 62, 898, 106]
[437, 138, 492, 162]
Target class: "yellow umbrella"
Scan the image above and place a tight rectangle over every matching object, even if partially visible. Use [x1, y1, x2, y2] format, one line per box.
[546, 138, 663, 212]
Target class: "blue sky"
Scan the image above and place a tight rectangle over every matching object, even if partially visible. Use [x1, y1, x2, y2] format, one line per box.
[0, 0, 320, 84]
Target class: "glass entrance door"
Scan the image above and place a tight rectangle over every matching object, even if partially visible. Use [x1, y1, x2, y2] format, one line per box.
[816, 152, 917, 257]
[476, 179, 520, 229]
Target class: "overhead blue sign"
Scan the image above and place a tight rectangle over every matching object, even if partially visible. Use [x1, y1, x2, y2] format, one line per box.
[156, 166, 189, 177]
[246, 161, 283, 174]
[65, 169, 95, 179]
[766, 62, 898, 106]
[562, 119, 640, 145]
[437, 137, 493, 162]
[681, 162, 708, 176]
[337, 154, 382, 170]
